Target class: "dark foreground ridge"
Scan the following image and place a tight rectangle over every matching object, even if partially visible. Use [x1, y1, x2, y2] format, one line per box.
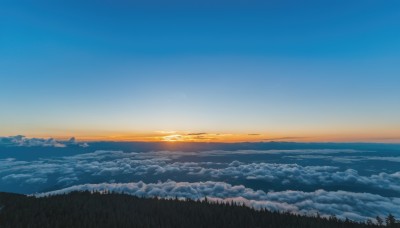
[0, 191, 399, 228]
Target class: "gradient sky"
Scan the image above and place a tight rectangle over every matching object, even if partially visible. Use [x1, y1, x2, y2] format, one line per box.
[1, 0, 400, 142]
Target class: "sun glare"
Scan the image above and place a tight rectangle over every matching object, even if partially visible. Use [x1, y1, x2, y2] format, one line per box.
[162, 134, 183, 142]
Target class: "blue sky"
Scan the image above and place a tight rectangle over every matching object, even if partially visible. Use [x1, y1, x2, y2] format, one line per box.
[1, 0, 400, 141]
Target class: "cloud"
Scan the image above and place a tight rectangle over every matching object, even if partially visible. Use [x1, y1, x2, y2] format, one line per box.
[190, 161, 400, 192]
[2, 150, 400, 193]
[57, 176, 79, 185]
[0, 135, 88, 147]
[133, 149, 363, 159]
[3, 149, 400, 221]
[0, 135, 66, 147]
[193, 162, 339, 184]
[2, 173, 47, 184]
[285, 155, 400, 163]
[263, 137, 310, 141]
[37, 180, 400, 222]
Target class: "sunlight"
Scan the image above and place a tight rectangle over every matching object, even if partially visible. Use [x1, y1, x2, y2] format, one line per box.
[162, 134, 183, 142]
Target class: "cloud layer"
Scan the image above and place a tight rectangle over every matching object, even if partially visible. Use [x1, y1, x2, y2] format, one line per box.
[195, 161, 400, 192]
[2, 149, 400, 222]
[0, 135, 88, 147]
[2, 150, 400, 193]
[38, 180, 400, 222]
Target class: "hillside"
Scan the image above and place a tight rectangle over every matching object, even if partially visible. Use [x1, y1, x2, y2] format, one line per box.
[0, 191, 398, 228]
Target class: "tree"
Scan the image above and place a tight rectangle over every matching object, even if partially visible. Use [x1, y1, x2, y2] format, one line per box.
[386, 214, 396, 227]
[0, 191, 386, 228]
[376, 216, 384, 226]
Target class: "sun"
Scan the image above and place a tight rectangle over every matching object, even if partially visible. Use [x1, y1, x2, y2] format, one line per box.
[162, 134, 183, 142]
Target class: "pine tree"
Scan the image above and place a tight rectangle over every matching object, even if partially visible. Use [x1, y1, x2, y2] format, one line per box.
[376, 216, 384, 226]
[386, 214, 396, 227]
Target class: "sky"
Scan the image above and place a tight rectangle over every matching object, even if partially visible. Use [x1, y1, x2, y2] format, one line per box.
[1, 0, 400, 142]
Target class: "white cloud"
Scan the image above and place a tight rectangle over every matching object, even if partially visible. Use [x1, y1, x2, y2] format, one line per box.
[285, 154, 400, 163]
[3, 149, 400, 222]
[194, 162, 339, 184]
[133, 149, 363, 159]
[189, 161, 400, 192]
[0, 135, 88, 147]
[2, 173, 47, 184]
[2, 150, 400, 193]
[57, 176, 79, 184]
[37, 180, 400, 222]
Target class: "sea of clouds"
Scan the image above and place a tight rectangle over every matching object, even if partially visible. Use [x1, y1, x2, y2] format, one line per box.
[1, 136, 400, 222]
[2, 150, 400, 193]
[38, 180, 400, 222]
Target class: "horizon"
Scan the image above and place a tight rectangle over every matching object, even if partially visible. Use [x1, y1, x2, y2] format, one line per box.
[2, 134, 400, 144]
[2, 134, 400, 145]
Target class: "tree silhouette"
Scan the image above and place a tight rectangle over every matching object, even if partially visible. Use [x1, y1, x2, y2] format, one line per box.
[377, 216, 384, 226]
[0, 191, 398, 228]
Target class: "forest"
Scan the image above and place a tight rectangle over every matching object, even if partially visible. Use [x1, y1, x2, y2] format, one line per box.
[0, 191, 399, 228]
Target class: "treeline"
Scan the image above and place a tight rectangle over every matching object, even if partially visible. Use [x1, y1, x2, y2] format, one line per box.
[0, 191, 399, 228]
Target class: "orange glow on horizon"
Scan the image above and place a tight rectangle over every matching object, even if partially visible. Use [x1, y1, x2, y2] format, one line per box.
[12, 130, 400, 143]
